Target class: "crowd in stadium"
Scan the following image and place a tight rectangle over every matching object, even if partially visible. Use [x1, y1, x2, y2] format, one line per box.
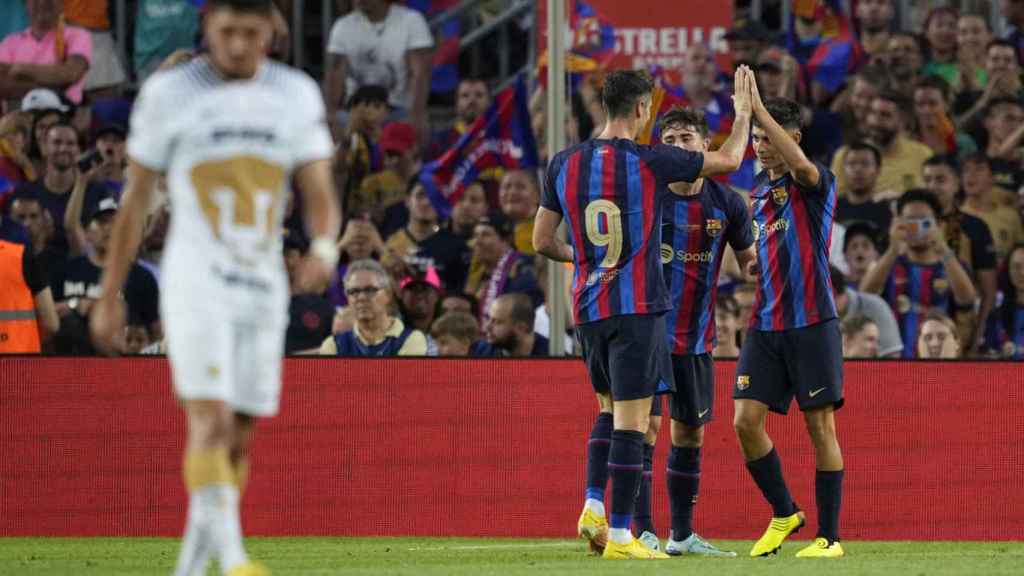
[1, 0, 1024, 360]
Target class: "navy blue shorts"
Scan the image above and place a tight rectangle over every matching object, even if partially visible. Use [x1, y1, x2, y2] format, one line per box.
[576, 313, 675, 402]
[668, 353, 715, 427]
[733, 319, 844, 415]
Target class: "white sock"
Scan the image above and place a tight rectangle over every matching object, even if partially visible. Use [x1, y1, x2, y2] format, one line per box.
[608, 527, 633, 545]
[174, 493, 211, 576]
[584, 498, 606, 517]
[194, 484, 248, 573]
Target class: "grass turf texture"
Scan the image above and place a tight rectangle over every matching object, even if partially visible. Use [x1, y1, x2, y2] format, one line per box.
[2, 538, 1023, 575]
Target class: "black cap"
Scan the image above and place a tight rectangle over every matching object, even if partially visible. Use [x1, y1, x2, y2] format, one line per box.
[94, 123, 126, 141]
[476, 211, 514, 241]
[724, 21, 773, 43]
[84, 195, 119, 223]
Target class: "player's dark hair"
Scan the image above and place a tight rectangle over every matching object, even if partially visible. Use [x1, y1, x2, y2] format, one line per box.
[754, 98, 802, 130]
[961, 151, 992, 170]
[207, 0, 275, 14]
[347, 84, 389, 109]
[600, 70, 654, 120]
[659, 106, 710, 138]
[845, 140, 882, 167]
[843, 221, 881, 254]
[923, 153, 959, 173]
[499, 292, 536, 328]
[897, 188, 942, 217]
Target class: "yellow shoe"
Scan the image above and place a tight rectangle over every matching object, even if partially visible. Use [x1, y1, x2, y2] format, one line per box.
[602, 538, 671, 560]
[749, 511, 805, 557]
[796, 537, 845, 558]
[577, 507, 608, 554]
[226, 561, 270, 576]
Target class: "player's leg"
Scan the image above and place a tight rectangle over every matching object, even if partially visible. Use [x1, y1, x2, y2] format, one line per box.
[607, 396, 654, 547]
[575, 322, 614, 553]
[230, 414, 255, 497]
[788, 320, 845, 558]
[664, 354, 734, 557]
[734, 331, 804, 557]
[633, 401, 661, 549]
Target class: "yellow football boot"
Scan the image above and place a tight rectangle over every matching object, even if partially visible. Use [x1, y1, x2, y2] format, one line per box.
[749, 511, 805, 557]
[795, 537, 845, 558]
[577, 507, 608, 554]
[226, 561, 270, 576]
[602, 538, 671, 559]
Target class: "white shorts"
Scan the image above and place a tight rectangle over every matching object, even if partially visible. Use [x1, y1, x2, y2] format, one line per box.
[164, 311, 286, 417]
[83, 30, 127, 91]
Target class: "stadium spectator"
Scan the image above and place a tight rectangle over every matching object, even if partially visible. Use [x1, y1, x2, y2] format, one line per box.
[498, 169, 539, 255]
[833, 90, 933, 198]
[841, 315, 881, 358]
[427, 77, 492, 161]
[325, 218, 386, 308]
[319, 259, 427, 356]
[283, 232, 334, 355]
[922, 7, 960, 89]
[468, 212, 542, 319]
[832, 264, 903, 358]
[835, 141, 892, 231]
[922, 154, 998, 352]
[351, 121, 419, 233]
[440, 293, 476, 319]
[0, 109, 35, 187]
[956, 14, 992, 93]
[64, 0, 127, 95]
[712, 292, 741, 358]
[882, 32, 925, 96]
[430, 311, 481, 357]
[911, 76, 977, 157]
[753, 48, 798, 102]
[533, 255, 574, 354]
[831, 68, 887, 145]
[732, 281, 757, 346]
[384, 180, 469, 293]
[0, 0, 92, 104]
[51, 195, 161, 354]
[324, 0, 433, 137]
[980, 96, 1024, 194]
[916, 310, 961, 358]
[133, 0, 201, 81]
[122, 324, 151, 354]
[91, 123, 126, 196]
[842, 221, 882, 288]
[725, 21, 774, 71]
[955, 40, 1022, 123]
[341, 85, 389, 211]
[1004, 0, 1024, 59]
[13, 122, 104, 254]
[855, 0, 896, 58]
[447, 181, 488, 241]
[8, 194, 62, 279]
[22, 89, 65, 175]
[986, 243, 1024, 358]
[482, 292, 548, 357]
[860, 189, 977, 358]
[959, 153, 1023, 262]
[0, 210, 58, 353]
[397, 266, 442, 355]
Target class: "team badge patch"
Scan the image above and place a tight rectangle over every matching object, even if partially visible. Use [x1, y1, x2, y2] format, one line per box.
[705, 219, 723, 237]
[736, 375, 750, 390]
[933, 278, 949, 294]
[771, 187, 789, 205]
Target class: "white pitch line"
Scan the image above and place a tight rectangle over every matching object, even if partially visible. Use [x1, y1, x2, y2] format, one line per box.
[407, 542, 578, 552]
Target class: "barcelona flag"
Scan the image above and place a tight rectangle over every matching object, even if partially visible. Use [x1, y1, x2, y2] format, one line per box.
[406, 0, 461, 94]
[419, 75, 539, 218]
[787, 0, 864, 94]
[538, 0, 616, 86]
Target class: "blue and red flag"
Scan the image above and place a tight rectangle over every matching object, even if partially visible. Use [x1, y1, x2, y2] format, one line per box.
[786, 0, 864, 94]
[538, 0, 616, 87]
[419, 75, 539, 218]
[406, 0, 461, 94]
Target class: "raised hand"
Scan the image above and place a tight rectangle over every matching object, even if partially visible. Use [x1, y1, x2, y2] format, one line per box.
[732, 65, 753, 117]
[747, 66, 767, 119]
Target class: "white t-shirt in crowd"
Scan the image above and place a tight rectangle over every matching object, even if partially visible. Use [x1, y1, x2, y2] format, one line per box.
[327, 4, 433, 111]
[534, 305, 575, 354]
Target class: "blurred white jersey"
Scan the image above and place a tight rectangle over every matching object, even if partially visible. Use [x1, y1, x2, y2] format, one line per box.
[127, 58, 333, 415]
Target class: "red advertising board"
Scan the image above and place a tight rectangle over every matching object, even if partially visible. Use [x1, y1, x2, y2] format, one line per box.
[537, 0, 735, 82]
[2, 357, 1023, 540]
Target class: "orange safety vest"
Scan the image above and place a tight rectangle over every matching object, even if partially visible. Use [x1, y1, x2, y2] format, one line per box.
[0, 236, 41, 353]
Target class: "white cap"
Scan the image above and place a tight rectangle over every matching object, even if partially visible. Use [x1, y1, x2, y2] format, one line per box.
[21, 88, 68, 113]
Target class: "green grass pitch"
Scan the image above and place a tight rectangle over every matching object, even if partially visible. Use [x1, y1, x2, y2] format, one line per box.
[2, 537, 1023, 575]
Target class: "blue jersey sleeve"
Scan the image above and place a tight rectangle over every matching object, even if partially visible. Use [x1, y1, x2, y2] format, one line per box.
[643, 144, 704, 184]
[795, 161, 835, 197]
[541, 152, 565, 213]
[725, 189, 754, 251]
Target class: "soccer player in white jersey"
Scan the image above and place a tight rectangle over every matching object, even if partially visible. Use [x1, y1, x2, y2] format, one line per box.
[90, 1, 341, 574]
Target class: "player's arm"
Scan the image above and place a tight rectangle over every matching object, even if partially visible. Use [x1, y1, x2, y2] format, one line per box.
[294, 158, 343, 289]
[533, 207, 573, 263]
[734, 245, 758, 280]
[748, 70, 820, 188]
[699, 66, 753, 178]
[90, 161, 159, 354]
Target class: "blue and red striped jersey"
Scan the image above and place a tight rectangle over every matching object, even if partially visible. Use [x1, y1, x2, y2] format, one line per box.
[542, 138, 704, 324]
[882, 256, 953, 359]
[749, 162, 838, 331]
[662, 179, 753, 355]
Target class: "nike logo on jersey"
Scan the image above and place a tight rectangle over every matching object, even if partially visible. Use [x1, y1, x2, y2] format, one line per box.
[808, 387, 827, 398]
[698, 408, 710, 418]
